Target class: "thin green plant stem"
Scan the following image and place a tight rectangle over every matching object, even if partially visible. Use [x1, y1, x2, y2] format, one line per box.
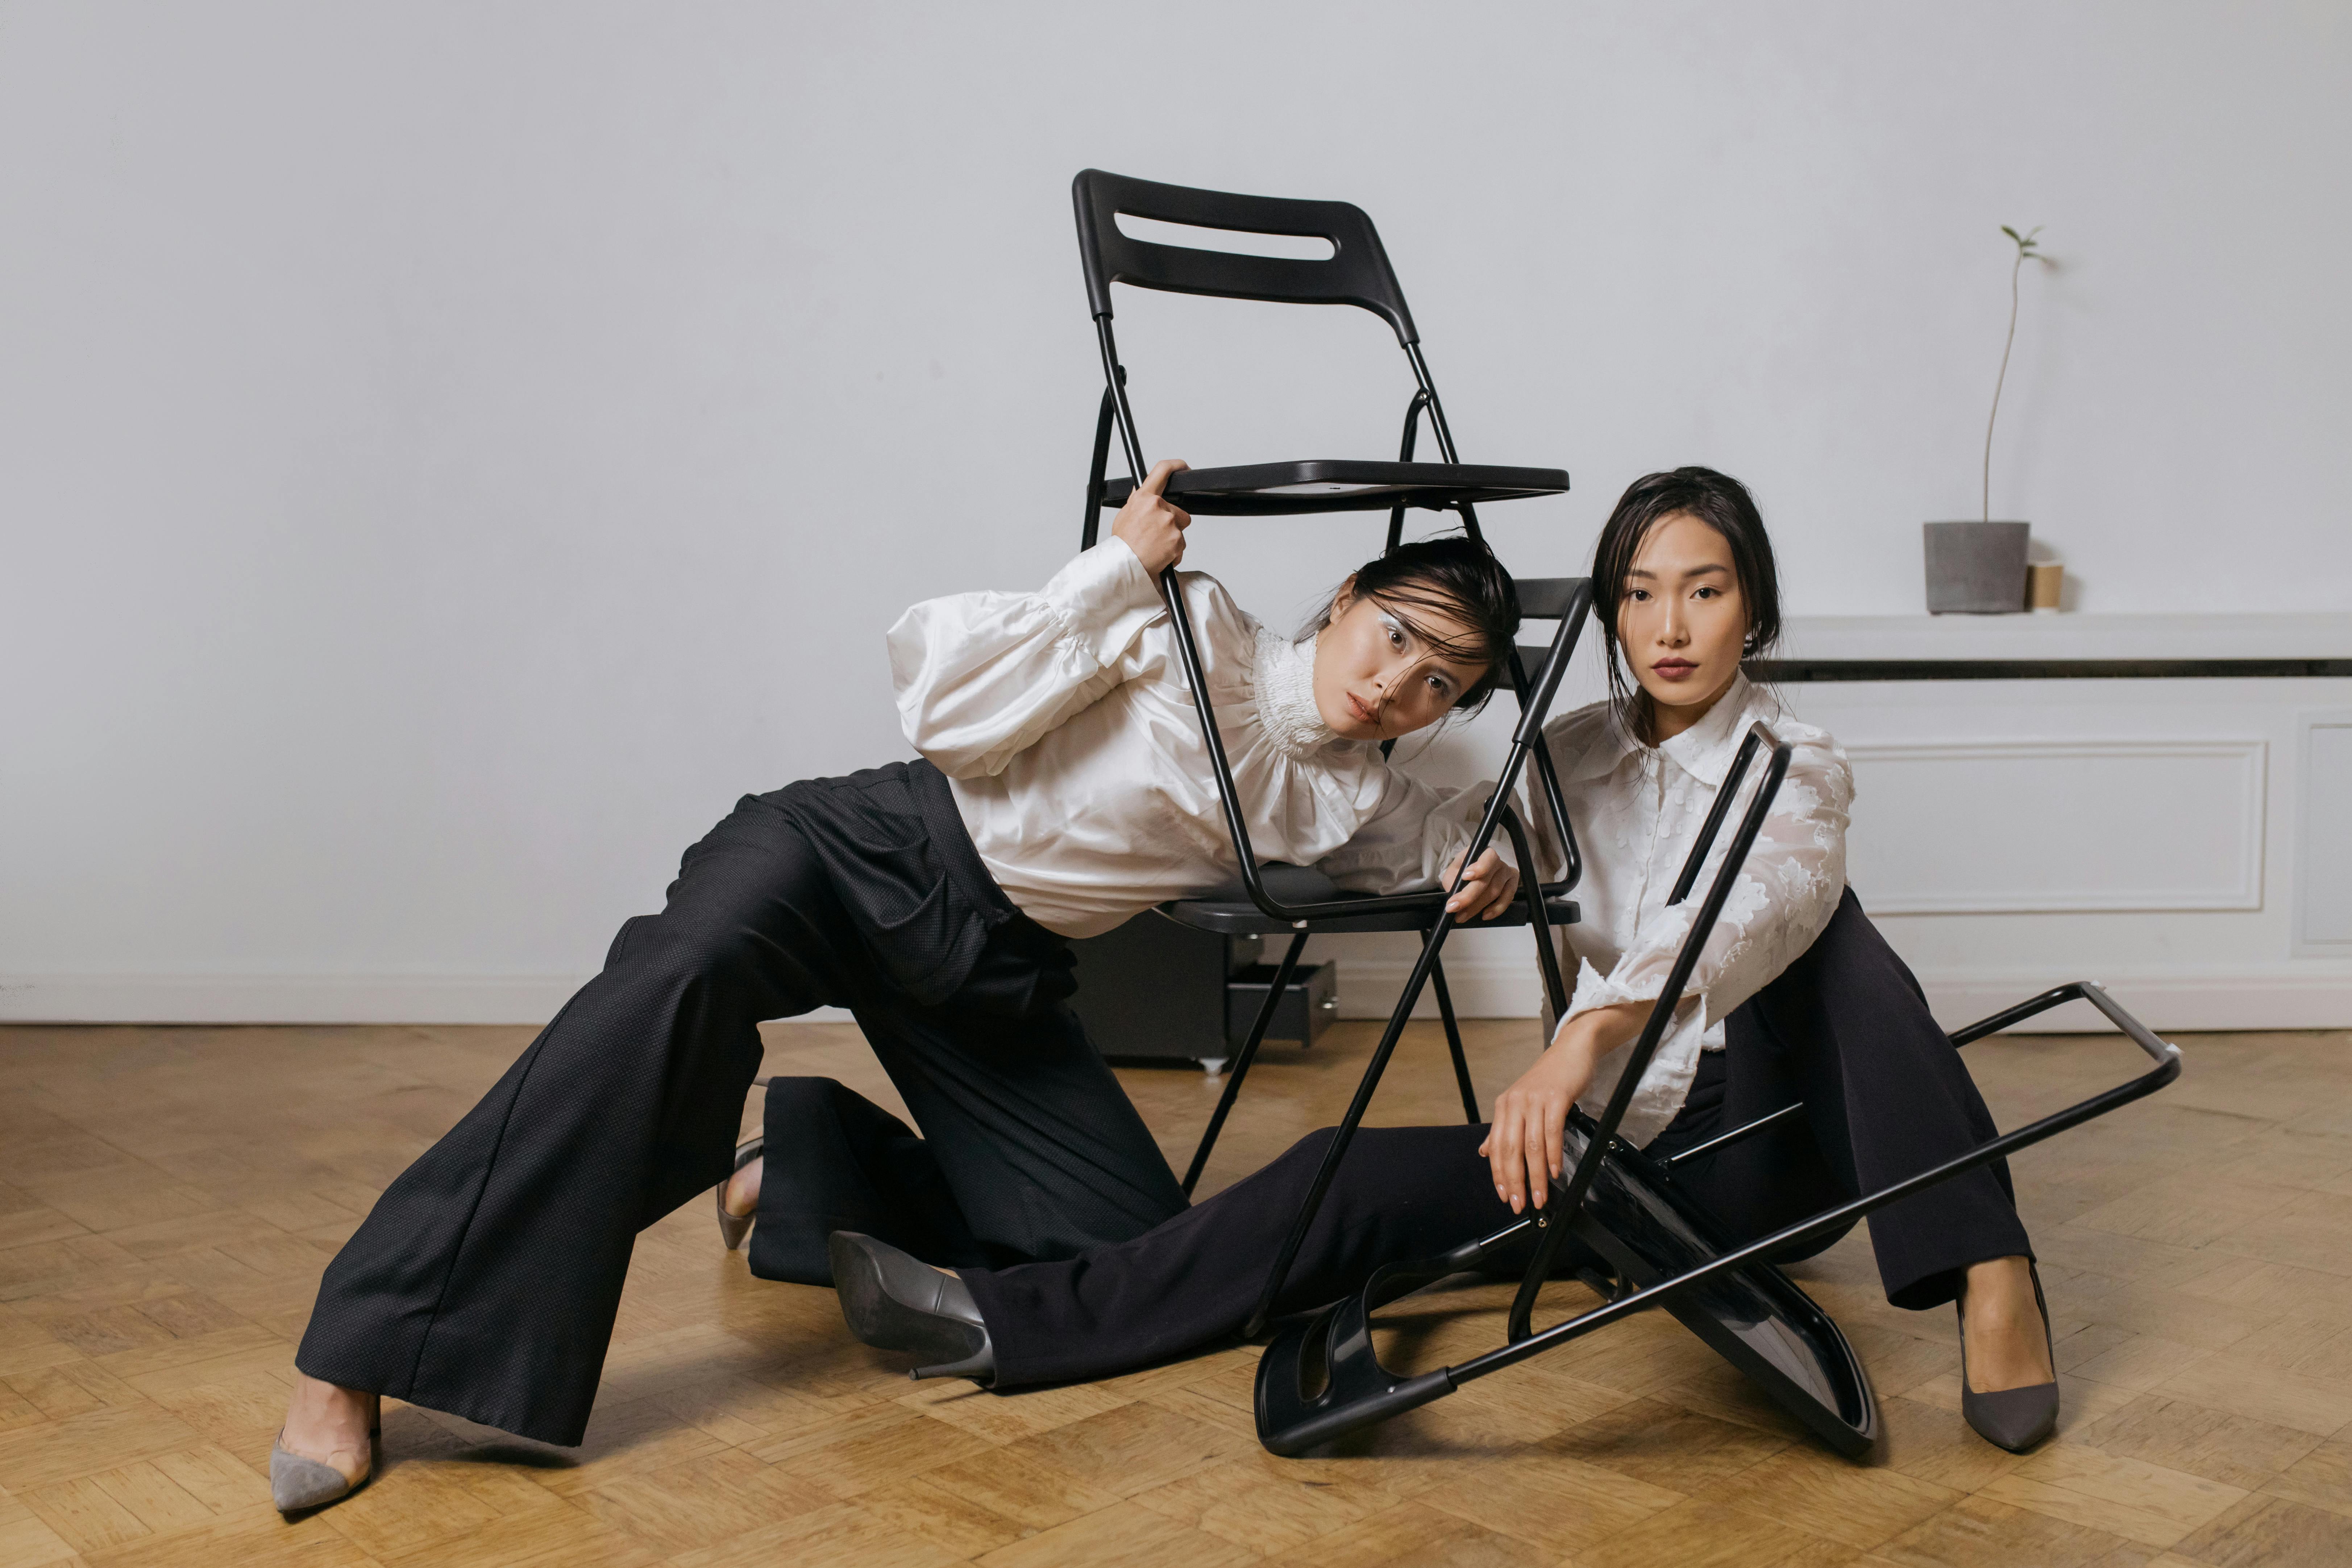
[1984, 225, 2043, 523]
[1984, 254, 2022, 523]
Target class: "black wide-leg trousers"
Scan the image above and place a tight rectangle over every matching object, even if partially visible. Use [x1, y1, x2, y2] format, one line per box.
[295, 762, 1185, 1446]
[820, 887, 2028, 1389]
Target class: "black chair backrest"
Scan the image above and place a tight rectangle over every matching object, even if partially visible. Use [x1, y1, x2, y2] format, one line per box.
[1514, 577, 1584, 673]
[1513, 578, 1583, 622]
[1072, 169, 1419, 346]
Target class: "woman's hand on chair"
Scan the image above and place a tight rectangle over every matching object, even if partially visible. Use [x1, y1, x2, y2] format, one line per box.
[1481, 1031, 1597, 1214]
[1111, 459, 1192, 575]
[1480, 1001, 1651, 1213]
[1441, 847, 1519, 923]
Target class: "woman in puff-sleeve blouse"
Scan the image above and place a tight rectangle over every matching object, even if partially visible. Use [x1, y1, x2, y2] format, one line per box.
[890, 527, 1504, 937]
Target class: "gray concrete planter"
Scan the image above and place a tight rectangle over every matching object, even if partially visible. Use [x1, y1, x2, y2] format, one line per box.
[1924, 521, 2030, 614]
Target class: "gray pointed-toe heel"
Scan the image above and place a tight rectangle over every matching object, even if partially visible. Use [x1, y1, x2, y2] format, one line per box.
[717, 1136, 764, 1251]
[270, 1438, 358, 1512]
[1958, 1261, 2058, 1452]
[270, 1414, 378, 1514]
[827, 1230, 994, 1385]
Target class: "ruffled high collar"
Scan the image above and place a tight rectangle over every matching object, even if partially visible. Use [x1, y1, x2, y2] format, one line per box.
[1254, 627, 1338, 759]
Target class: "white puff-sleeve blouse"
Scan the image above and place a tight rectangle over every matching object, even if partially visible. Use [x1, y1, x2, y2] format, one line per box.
[888, 537, 1484, 939]
[1521, 675, 1854, 1147]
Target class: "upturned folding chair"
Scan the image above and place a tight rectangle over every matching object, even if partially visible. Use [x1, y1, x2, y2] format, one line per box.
[1250, 719, 2186, 1458]
[1069, 169, 1589, 1195]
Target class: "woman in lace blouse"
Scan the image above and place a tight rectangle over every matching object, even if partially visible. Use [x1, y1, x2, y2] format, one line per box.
[269, 460, 1531, 1510]
[831, 467, 2062, 1457]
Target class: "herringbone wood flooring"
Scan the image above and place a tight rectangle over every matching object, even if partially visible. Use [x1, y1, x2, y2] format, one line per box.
[3, 1016, 2351, 1566]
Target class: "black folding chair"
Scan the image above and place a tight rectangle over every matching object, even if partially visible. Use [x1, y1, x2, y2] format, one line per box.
[1251, 719, 2186, 1458]
[1070, 169, 1588, 1195]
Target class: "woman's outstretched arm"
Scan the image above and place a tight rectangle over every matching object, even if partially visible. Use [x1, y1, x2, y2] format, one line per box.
[888, 462, 1190, 778]
[1316, 771, 1519, 919]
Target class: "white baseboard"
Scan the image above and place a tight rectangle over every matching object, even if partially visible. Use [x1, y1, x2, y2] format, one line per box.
[0, 972, 872, 1027]
[1330, 958, 1550, 1023]
[1333, 957, 2352, 1033]
[1904, 968, 2352, 1034]
[8, 962, 2347, 1035]
[0, 972, 599, 1025]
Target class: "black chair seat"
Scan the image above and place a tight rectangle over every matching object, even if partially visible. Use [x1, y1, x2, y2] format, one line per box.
[1562, 1127, 1879, 1457]
[1160, 862, 1576, 936]
[1253, 1115, 1879, 1460]
[1098, 459, 1570, 516]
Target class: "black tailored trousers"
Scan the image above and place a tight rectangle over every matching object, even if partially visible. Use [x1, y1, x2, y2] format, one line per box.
[831, 888, 2029, 1388]
[296, 762, 1186, 1446]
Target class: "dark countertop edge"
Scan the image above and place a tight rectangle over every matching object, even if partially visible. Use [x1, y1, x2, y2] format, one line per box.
[1749, 658, 2352, 682]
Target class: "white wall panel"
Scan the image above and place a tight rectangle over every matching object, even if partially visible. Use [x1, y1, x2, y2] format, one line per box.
[2300, 712, 2352, 951]
[1845, 740, 2265, 914]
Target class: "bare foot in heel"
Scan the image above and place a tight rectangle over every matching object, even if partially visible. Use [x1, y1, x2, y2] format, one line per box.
[725, 1155, 762, 1219]
[718, 1139, 764, 1249]
[1957, 1254, 2059, 1452]
[1960, 1255, 2054, 1392]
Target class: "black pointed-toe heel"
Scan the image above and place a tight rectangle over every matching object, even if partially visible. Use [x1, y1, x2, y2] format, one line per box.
[1958, 1260, 2058, 1452]
[716, 1136, 763, 1251]
[827, 1231, 995, 1385]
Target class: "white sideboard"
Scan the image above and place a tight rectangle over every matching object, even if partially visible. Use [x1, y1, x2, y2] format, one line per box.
[1330, 614, 2352, 1035]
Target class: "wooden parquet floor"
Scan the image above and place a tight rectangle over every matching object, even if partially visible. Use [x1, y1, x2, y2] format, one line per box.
[3, 1016, 2351, 1567]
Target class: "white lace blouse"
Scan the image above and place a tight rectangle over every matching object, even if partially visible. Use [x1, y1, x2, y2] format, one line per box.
[888, 538, 1484, 939]
[1523, 675, 1853, 1148]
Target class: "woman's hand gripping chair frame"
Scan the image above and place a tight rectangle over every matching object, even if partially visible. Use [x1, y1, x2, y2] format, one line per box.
[1250, 720, 2185, 1460]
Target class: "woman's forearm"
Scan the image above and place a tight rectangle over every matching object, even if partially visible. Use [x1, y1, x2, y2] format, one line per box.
[1551, 997, 1659, 1060]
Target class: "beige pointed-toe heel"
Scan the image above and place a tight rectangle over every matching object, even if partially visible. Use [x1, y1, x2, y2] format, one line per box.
[717, 1136, 764, 1251]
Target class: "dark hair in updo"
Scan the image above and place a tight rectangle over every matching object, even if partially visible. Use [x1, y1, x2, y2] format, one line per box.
[1303, 534, 1520, 715]
[1591, 467, 1782, 744]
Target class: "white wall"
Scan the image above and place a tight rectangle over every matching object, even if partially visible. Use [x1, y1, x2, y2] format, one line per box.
[4, 2, 2348, 1020]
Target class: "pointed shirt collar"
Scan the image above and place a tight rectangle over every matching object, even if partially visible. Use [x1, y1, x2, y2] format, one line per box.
[1568, 672, 1759, 786]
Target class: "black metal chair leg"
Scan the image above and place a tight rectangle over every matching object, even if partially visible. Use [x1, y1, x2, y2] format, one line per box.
[1384, 388, 1431, 556]
[1180, 930, 1309, 1196]
[1242, 917, 1455, 1339]
[1429, 951, 1478, 1125]
[1080, 385, 1117, 549]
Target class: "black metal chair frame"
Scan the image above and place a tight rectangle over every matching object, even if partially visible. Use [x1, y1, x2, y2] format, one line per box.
[1069, 169, 1592, 1197]
[1064, 169, 2183, 1461]
[1250, 719, 2186, 1458]
[1156, 577, 1593, 1194]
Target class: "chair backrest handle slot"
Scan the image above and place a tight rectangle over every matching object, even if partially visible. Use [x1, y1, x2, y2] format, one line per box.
[1111, 212, 1338, 261]
[1075, 168, 1420, 345]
